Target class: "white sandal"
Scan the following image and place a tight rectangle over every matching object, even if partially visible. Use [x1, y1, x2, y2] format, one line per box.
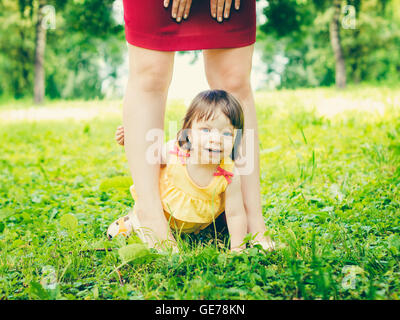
[106, 209, 147, 241]
[107, 214, 134, 240]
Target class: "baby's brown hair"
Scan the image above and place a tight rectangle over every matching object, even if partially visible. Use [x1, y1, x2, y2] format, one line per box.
[177, 89, 244, 161]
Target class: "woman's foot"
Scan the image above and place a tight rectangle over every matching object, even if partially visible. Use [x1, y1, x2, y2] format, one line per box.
[132, 206, 179, 253]
[107, 209, 179, 253]
[129, 185, 178, 252]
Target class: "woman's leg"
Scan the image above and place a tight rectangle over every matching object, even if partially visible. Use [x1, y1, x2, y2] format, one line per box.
[203, 44, 273, 246]
[123, 43, 176, 249]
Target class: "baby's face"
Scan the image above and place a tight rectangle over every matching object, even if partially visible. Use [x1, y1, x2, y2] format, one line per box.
[189, 110, 236, 164]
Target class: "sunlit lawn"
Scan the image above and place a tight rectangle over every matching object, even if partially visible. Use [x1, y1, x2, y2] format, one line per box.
[1, 86, 399, 299]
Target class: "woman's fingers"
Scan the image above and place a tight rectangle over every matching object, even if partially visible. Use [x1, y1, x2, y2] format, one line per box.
[216, 0, 225, 22]
[169, 0, 240, 22]
[171, 0, 192, 22]
[210, 0, 238, 22]
[235, 0, 240, 10]
[183, 0, 192, 20]
[210, 0, 217, 19]
[171, 0, 179, 19]
[176, 0, 186, 21]
[223, 0, 232, 19]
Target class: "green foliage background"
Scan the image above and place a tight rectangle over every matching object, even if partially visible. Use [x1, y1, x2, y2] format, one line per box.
[257, 0, 400, 89]
[0, 0, 399, 100]
[0, 0, 125, 100]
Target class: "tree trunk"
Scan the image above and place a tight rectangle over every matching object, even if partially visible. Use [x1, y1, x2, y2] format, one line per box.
[329, 0, 346, 89]
[34, 0, 47, 104]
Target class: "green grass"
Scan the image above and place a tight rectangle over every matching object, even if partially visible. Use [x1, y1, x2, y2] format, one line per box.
[1, 86, 400, 300]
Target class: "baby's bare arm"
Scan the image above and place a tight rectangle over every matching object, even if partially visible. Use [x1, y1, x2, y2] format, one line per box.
[224, 167, 248, 252]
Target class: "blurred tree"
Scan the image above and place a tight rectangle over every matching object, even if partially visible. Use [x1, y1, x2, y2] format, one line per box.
[0, 0, 399, 100]
[33, 0, 47, 104]
[257, 0, 400, 89]
[0, 0, 124, 101]
[259, 0, 348, 88]
[330, 0, 346, 88]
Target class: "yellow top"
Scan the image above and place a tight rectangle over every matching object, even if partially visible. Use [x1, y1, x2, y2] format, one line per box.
[130, 140, 235, 234]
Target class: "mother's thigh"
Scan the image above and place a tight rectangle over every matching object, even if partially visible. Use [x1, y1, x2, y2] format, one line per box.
[202, 44, 255, 94]
[127, 43, 176, 92]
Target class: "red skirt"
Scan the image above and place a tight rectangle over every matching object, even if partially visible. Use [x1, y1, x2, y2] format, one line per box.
[123, 0, 256, 51]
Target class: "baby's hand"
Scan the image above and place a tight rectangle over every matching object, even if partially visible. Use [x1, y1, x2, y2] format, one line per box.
[115, 125, 124, 146]
[253, 235, 275, 252]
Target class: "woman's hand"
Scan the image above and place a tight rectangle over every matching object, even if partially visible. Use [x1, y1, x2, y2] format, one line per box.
[210, 0, 240, 22]
[164, 0, 193, 23]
